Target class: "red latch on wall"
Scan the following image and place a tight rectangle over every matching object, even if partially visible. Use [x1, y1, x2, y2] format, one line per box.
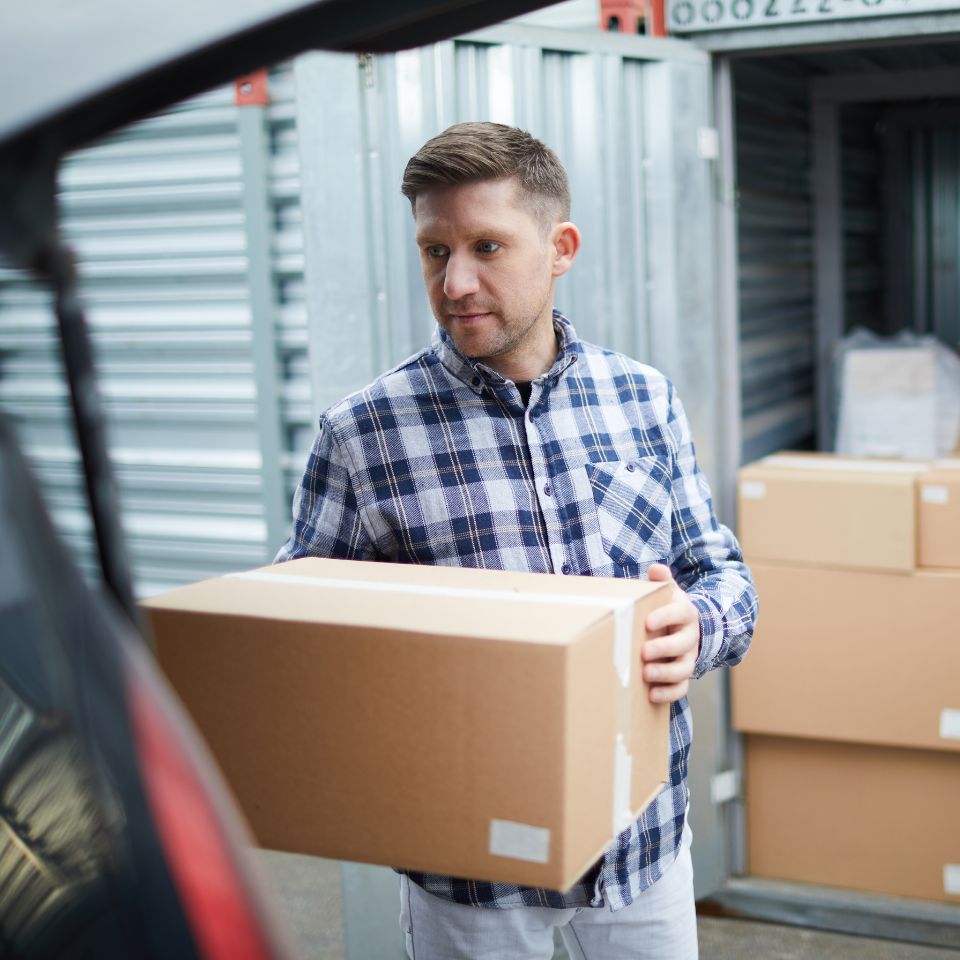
[600, 0, 667, 36]
[234, 69, 270, 107]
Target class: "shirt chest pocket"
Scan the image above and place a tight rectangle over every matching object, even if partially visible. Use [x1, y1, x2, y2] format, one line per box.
[584, 456, 673, 575]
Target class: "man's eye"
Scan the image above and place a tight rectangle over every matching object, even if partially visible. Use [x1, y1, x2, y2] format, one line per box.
[425, 245, 448, 258]
[477, 241, 500, 254]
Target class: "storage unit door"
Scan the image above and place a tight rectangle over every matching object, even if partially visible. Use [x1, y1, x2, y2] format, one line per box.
[0, 67, 309, 596]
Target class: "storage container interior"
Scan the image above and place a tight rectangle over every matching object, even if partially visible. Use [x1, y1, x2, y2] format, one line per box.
[733, 41, 960, 462]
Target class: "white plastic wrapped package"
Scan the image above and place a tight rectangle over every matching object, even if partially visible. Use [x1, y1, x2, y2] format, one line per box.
[834, 329, 960, 459]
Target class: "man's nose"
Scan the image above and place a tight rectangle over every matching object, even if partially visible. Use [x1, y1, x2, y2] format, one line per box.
[443, 253, 480, 300]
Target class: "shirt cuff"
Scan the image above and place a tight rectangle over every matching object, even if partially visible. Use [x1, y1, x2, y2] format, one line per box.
[689, 592, 722, 679]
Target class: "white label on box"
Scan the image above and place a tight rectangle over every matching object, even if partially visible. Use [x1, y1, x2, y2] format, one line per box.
[613, 734, 634, 836]
[489, 819, 550, 864]
[740, 481, 766, 500]
[939, 709, 960, 740]
[922, 485, 950, 505]
[945, 864, 960, 896]
[613, 604, 633, 687]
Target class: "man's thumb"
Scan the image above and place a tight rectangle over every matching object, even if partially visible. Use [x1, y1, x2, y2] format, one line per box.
[647, 562, 673, 582]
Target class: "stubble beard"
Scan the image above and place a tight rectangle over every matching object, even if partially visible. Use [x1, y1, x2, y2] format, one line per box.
[442, 291, 553, 367]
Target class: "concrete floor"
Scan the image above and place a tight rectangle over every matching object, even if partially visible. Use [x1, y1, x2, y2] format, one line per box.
[257, 851, 347, 960]
[254, 850, 960, 959]
[696, 918, 959, 959]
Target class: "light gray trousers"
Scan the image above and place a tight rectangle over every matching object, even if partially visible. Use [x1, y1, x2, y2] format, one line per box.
[399, 826, 697, 960]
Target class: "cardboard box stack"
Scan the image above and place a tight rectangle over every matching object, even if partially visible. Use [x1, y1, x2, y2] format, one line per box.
[143, 557, 672, 892]
[734, 453, 960, 905]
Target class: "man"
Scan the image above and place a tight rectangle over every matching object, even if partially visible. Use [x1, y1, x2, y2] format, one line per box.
[277, 121, 757, 960]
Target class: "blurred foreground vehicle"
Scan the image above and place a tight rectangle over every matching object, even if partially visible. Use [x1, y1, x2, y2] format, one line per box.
[0, 414, 294, 959]
[0, 1, 555, 955]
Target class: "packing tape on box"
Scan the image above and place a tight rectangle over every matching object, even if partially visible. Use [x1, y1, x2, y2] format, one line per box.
[227, 570, 637, 682]
[612, 603, 633, 688]
[613, 734, 634, 836]
[939, 709, 960, 740]
[613, 603, 636, 838]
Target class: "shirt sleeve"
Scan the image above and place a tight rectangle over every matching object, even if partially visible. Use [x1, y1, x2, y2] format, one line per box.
[662, 382, 758, 679]
[273, 415, 378, 564]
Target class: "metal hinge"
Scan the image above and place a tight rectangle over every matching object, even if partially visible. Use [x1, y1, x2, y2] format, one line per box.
[697, 126, 720, 161]
[358, 53, 375, 89]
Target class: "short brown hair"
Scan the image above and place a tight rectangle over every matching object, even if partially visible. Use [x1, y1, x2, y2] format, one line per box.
[401, 121, 571, 226]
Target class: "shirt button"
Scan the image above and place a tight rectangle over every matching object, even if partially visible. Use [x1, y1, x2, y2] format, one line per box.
[561, 563, 571, 575]
[544, 483, 552, 497]
[471, 376, 481, 387]
[626, 462, 636, 472]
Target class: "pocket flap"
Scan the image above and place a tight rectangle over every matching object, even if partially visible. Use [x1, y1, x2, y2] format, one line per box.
[585, 457, 673, 569]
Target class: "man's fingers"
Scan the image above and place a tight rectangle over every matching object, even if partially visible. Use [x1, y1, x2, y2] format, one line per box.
[646, 562, 674, 583]
[643, 656, 694, 685]
[648, 679, 690, 704]
[641, 628, 697, 662]
[643, 563, 700, 704]
[646, 599, 695, 634]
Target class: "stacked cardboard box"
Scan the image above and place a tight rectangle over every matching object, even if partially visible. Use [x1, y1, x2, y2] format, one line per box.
[918, 462, 960, 568]
[733, 453, 960, 905]
[143, 557, 672, 892]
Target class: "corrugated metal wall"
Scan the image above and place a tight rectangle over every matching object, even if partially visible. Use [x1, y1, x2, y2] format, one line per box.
[842, 103, 883, 335]
[733, 59, 816, 464]
[891, 119, 960, 347]
[265, 70, 313, 513]
[296, 42, 655, 406]
[843, 98, 960, 346]
[294, 27, 724, 489]
[0, 67, 305, 596]
[924, 125, 960, 347]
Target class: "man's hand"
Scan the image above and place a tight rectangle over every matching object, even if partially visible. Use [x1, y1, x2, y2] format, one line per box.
[641, 563, 701, 704]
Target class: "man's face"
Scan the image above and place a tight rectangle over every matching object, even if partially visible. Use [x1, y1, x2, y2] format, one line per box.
[413, 178, 571, 379]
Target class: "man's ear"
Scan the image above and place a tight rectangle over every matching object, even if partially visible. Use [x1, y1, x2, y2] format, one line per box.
[550, 222, 581, 278]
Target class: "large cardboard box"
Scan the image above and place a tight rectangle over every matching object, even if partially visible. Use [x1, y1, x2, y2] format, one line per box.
[144, 557, 671, 892]
[731, 562, 960, 753]
[746, 735, 960, 904]
[737, 453, 925, 573]
[918, 460, 960, 569]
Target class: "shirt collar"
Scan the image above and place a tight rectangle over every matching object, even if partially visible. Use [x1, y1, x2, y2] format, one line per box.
[433, 310, 581, 396]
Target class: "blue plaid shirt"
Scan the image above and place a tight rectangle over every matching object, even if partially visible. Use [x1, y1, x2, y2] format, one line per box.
[277, 312, 757, 912]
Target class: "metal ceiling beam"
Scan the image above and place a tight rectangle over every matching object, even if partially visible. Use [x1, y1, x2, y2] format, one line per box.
[811, 65, 960, 104]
